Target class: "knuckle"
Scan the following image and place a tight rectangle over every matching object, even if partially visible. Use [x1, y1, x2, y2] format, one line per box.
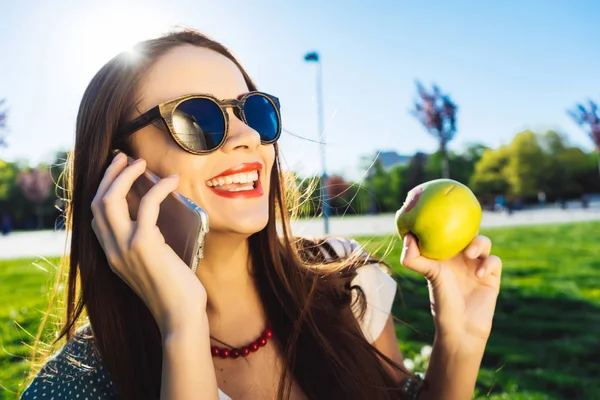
[479, 235, 492, 246]
[424, 268, 439, 283]
[484, 255, 499, 268]
[105, 253, 122, 270]
[91, 199, 101, 214]
[399, 254, 409, 267]
[101, 196, 119, 213]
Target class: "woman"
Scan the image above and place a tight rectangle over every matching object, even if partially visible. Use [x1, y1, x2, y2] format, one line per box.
[21, 28, 502, 400]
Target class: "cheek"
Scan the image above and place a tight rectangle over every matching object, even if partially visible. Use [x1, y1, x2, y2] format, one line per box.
[139, 149, 213, 202]
[262, 145, 276, 183]
[130, 126, 173, 158]
[130, 129, 195, 180]
[155, 155, 197, 184]
[173, 160, 213, 200]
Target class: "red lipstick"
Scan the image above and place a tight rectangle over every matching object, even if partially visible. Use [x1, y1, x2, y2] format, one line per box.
[207, 162, 264, 199]
[209, 162, 263, 180]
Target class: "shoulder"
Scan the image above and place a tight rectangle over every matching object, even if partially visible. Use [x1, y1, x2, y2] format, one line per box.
[21, 324, 117, 399]
[297, 235, 371, 262]
[303, 236, 398, 343]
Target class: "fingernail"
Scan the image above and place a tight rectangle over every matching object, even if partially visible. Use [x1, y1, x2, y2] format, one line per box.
[168, 174, 179, 179]
[133, 158, 144, 165]
[403, 235, 411, 248]
[112, 152, 123, 163]
[476, 267, 486, 278]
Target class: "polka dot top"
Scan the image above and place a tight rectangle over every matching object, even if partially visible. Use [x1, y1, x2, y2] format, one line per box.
[20, 324, 117, 399]
[21, 237, 397, 399]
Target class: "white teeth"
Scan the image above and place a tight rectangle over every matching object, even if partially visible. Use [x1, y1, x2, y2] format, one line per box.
[230, 185, 254, 192]
[206, 170, 260, 189]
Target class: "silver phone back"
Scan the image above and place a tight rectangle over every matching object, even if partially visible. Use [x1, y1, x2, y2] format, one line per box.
[125, 164, 209, 273]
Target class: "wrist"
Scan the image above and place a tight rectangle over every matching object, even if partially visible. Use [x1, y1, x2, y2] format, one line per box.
[161, 309, 210, 342]
[433, 333, 487, 360]
[419, 335, 487, 400]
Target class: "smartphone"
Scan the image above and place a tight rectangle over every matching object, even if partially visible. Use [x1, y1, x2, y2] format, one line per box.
[119, 152, 209, 273]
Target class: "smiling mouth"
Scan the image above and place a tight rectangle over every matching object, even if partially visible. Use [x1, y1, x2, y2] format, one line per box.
[206, 170, 259, 192]
[205, 162, 264, 198]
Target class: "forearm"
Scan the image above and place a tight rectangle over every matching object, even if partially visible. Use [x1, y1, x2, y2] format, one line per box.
[419, 336, 486, 400]
[160, 315, 219, 400]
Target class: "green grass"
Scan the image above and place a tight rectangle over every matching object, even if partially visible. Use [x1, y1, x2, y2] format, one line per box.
[0, 256, 61, 399]
[1, 221, 599, 399]
[359, 220, 600, 400]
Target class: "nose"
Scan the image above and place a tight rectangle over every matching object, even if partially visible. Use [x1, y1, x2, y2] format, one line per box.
[221, 110, 261, 153]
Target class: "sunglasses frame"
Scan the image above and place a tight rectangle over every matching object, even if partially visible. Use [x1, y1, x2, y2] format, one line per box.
[115, 91, 281, 155]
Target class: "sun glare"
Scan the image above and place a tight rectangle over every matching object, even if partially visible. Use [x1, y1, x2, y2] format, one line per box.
[66, 4, 177, 78]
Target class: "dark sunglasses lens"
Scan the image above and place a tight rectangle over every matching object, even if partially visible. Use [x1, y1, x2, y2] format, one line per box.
[244, 94, 280, 142]
[173, 98, 225, 151]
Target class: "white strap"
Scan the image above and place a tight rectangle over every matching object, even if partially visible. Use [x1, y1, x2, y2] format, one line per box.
[323, 237, 398, 343]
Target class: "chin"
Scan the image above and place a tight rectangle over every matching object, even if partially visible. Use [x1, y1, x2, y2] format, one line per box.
[210, 210, 270, 236]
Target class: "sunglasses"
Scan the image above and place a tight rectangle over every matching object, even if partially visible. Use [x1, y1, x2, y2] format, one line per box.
[115, 91, 281, 154]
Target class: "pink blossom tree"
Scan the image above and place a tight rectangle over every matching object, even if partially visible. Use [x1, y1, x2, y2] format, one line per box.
[16, 167, 53, 228]
[411, 82, 458, 178]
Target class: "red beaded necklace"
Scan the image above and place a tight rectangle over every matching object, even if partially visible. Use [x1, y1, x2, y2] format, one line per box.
[210, 326, 273, 359]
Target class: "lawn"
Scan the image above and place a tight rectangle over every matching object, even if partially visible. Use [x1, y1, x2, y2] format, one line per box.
[0, 256, 62, 399]
[1, 221, 599, 399]
[360, 220, 600, 400]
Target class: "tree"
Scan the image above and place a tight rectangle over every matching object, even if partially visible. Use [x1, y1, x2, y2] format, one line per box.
[537, 131, 586, 198]
[411, 82, 458, 178]
[365, 160, 404, 213]
[577, 152, 600, 193]
[568, 100, 600, 176]
[470, 130, 596, 202]
[326, 175, 350, 201]
[16, 166, 53, 228]
[0, 159, 18, 201]
[0, 99, 7, 147]
[470, 146, 510, 198]
[425, 144, 488, 186]
[325, 175, 351, 215]
[503, 130, 547, 198]
[462, 143, 489, 164]
[403, 152, 428, 194]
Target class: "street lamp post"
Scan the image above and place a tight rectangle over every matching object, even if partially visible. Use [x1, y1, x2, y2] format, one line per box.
[304, 51, 330, 234]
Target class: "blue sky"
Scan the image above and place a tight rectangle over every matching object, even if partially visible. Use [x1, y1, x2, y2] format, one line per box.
[1, 0, 598, 180]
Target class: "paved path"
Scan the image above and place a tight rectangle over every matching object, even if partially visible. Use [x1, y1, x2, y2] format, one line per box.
[1, 205, 599, 260]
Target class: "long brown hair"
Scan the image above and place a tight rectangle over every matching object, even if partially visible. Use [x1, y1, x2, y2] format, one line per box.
[31, 28, 410, 399]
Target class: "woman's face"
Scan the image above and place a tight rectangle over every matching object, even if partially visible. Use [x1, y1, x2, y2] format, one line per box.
[129, 45, 275, 235]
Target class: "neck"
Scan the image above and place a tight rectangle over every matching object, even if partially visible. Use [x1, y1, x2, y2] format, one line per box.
[196, 232, 266, 339]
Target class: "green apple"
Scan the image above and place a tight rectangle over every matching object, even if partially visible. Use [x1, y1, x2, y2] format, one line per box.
[395, 179, 482, 260]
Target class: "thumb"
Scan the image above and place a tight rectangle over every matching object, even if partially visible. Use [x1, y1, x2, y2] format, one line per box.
[400, 234, 440, 281]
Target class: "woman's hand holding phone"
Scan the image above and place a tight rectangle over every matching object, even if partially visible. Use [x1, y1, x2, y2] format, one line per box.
[91, 152, 208, 336]
[92, 152, 219, 399]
